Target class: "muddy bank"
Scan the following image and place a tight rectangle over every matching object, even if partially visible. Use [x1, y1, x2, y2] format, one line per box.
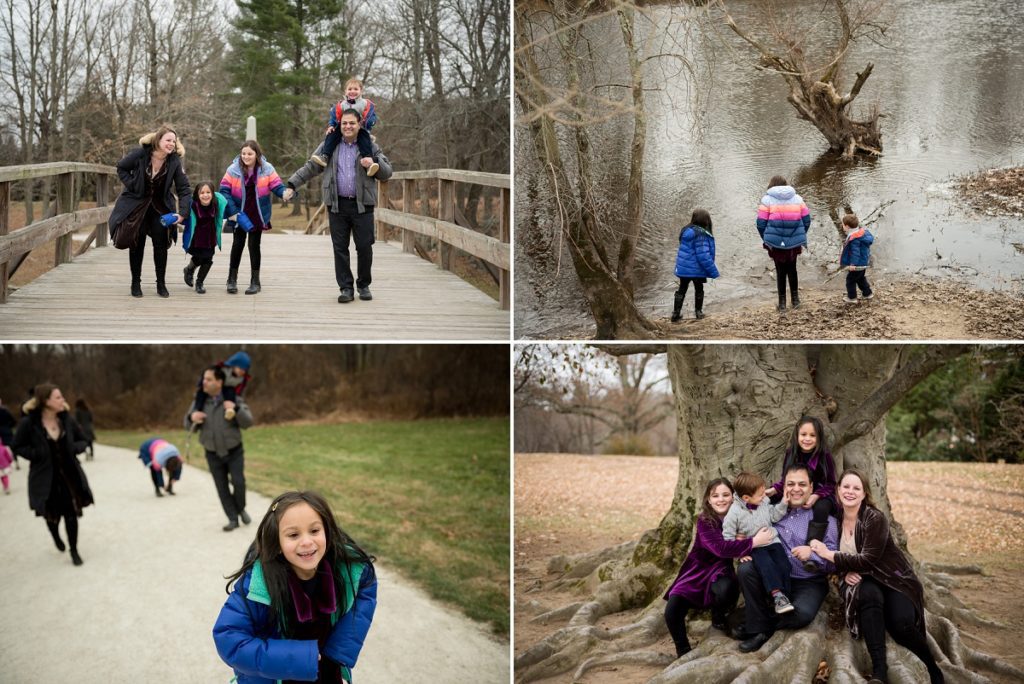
[955, 166, 1024, 219]
[539, 276, 1024, 340]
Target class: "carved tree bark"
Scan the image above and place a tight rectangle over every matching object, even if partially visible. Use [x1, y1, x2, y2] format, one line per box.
[719, 0, 884, 157]
[516, 344, 1022, 684]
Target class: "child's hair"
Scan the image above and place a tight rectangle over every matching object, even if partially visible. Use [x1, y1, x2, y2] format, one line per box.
[787, 415, 829, 460]
[768, 175, 789, 189]
[842, 213, 859, 229]
[192, 181, 216, 207]
[239, 139, 264, 172]
[690, 208, 713, 234]
[224, 491, 374, 636]
[698, 477, 734, 525]
[733, 471, 765, 498]
[345, 77, 363, 90]
[165, 455, 182, 472]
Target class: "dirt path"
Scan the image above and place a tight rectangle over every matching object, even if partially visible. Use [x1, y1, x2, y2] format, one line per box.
[0, 444, 508, 683]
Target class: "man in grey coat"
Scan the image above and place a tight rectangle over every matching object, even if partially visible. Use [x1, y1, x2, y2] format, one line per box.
[185, 366, 254, 531]
[285, 107, 394, 303]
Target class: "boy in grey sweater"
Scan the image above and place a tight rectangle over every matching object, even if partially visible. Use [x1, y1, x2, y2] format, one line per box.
[723, 471, 795, 614]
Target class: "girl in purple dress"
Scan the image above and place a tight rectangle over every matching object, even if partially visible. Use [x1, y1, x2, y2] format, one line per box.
[663, 478, 775, 657]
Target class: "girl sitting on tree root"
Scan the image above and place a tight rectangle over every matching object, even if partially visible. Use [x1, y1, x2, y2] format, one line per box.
[663, 477, 774, 657]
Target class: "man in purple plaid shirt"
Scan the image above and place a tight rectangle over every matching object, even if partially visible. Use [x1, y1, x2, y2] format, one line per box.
[735, 463, 838, 652]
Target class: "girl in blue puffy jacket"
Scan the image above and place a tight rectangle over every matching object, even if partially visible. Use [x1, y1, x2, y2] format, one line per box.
[214, 490, 377, 683]
[671, 208, 720, 322]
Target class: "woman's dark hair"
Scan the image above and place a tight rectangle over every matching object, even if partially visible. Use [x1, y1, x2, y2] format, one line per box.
[837, 468, 875, 509]
[75, 398, 90, 412]
[690, 208, 713, 234]
[240, 139, 264, 173]
[224, 491, 374, 636]
[30, 383, 59, 411]
[768, 175, 789, 189]
[192, 181, 217, 209]
[698, 477, 734, 526]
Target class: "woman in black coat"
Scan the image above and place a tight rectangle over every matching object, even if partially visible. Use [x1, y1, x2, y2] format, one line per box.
[108, 125, 191, 298]
[13, 384, 95, 566]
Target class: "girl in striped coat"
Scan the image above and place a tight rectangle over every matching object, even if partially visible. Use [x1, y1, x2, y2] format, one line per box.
[756, 175, 811, 311]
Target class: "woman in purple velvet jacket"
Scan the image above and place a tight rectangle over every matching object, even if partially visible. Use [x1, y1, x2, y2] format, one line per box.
[663, 477, 775, 657]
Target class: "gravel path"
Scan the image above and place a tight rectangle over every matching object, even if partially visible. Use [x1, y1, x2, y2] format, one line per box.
[0, 444, 508, 683]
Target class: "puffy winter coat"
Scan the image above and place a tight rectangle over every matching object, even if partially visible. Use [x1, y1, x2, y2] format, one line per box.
[108, 133, 191, 241]
[219, 157, 287, 231]
[756, 185, 811, 249]
[12, 402, 93, 515]
[839, 228, 874, 268]
[673, 225, 719, 279]
[213, 558, 377, 684]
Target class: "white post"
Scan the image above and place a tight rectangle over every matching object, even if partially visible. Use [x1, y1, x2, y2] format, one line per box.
[246, 116, 257, 141]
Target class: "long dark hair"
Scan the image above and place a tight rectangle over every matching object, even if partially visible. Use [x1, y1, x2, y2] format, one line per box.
[690, 208, 713, 234]
[787, 415, 829, 461]
[239, 139, 264, 174]
[224, 491, 374, 636]
[698, 477, 734, 526]
[192, 181, 217, 210]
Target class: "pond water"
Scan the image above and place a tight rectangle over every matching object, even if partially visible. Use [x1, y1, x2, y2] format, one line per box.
[515, 0, 1024, 336]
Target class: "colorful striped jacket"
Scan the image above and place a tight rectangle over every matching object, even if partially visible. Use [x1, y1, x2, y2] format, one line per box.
[219, 157, 287, 231]
[756, 185, 811, 250]
[138, 437, 180, 470]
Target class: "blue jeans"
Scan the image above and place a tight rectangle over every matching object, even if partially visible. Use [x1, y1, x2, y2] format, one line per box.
[751, 543, 792, 595]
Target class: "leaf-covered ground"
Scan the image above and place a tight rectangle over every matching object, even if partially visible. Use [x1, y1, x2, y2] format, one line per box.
[514, 454, 1024, 683]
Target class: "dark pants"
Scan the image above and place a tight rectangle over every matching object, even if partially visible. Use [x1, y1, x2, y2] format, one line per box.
[149, 463, 181, 490]
[188, 246, 215, 267]
[857, 576, 944, 683]
[774, 260, 798, 300]
[328, 197, 375, 290]
[323, 127, 374, 161]
[129, 209, 170, 284]
[750, 544, 792, 595]
[674, 278, 705, 313]
[229, 227, 262, 271]
[846, 270, 872, 299]
[664, 575, 738, 657]
[738, 563, 829, 634]
[46, 514, 78, 553]
[206, 444, 246, 523]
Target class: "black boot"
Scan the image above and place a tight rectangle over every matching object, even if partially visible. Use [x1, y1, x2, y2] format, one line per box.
[70, 549, 83, 566]
[227, 268, 238, 294]
[791, 291, 801, 309]
[777, 294, 787, 312]
[131, 279, 143, 298]
[155, 486, 164, 497]
[803, 521, 829, 571]
[671, 292, 684, 323]
[695, 290, 705, 319]
[156, 280, 170, 298]
[245, 269, 261, 295]
[183, 259, 197, 287]
[195, 263, 212, 295]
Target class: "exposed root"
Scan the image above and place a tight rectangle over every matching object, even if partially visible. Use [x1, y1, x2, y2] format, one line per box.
[572, 649, 674, 682]
[531, 602, 586, 625]
[921, 572, 1004, 629]
[733, 612, 827, 684]
[546, 540, 637, 578]
[927, 612, 1024, 682]
[922, 562, 985, 576]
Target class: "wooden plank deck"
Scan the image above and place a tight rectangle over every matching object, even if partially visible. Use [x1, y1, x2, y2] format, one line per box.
[0, 234, 509, 340]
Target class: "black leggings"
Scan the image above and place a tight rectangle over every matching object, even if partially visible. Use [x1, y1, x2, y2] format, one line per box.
[774, 260, 798, 298]
[857, 576, 944, 683]
[229, 228, 262, 271]
[46, 514, 78, 553]
[664, 575, 738, 657]
[129, 210, 170, 283]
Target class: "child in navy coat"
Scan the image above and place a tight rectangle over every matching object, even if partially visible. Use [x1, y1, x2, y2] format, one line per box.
[213, 490, 376, 684]
[839, 213, 874, 303]
[672, 208, 720, 322]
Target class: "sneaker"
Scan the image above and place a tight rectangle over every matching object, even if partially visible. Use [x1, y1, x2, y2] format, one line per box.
[311, 153, 328, 167]
[223, 521, 240, 532]
[367, 162, 379, 177]
[774, 593, 795, 614]
[240, 510, 252, 525]
[338, 288, 354, 303]
[357, 286, 372, 301]
[863, 292, 873, 300]
[843, 296, 858, 304]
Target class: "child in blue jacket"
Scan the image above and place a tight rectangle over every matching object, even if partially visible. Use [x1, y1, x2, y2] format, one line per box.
[213, 490, 377, 684]
[672, 208, 720, 322]
[839, 213, 874, 303]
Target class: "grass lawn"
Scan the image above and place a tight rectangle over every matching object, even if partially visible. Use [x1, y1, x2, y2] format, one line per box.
[100, 416, 510, 635]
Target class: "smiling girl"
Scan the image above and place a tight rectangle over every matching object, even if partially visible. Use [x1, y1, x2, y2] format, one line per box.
[662, 478, 774, 657]
[214, 491, 377, 683]
[182, 181, 227, 294]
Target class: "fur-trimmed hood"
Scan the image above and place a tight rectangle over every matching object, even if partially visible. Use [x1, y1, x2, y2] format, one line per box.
[22, 396, 71, 414]
[139, 131, 186, 157]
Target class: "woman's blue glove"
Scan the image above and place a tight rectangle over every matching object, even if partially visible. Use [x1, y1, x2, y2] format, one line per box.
[236, 213, 255, 232]
[160, 212, 179, 226]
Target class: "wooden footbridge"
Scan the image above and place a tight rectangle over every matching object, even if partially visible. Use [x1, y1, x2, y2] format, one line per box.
[0, 163, 509, 340]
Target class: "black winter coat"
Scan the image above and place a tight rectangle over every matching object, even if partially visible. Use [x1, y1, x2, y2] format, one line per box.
[108, 140, 191, 242]
[13, 410, 94, 516]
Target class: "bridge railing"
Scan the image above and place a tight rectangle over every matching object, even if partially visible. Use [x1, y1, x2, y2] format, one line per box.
[305, 168, 510, 310]
[0, 162, 117, 303]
